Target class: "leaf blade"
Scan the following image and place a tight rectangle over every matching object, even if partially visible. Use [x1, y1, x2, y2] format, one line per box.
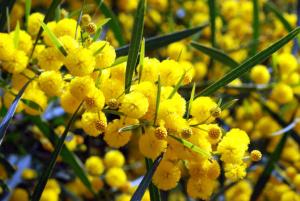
[195, 27, 300, 97]
[191, 42, 239, 68]
[116, 24, 208, 56]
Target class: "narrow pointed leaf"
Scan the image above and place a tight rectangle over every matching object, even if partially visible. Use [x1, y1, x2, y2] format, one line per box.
[131, 154, 163, 201]
[41, 21, 67, 56]
[0, 0, 16, 31]
[191, 42, 239, 68]
[265, 2, 293, 31]
[220, 99, 239, 110]
[153, 76, 161, 126]
[145, 158, 161, 201]
[108, 56, 128, 68]
[138, 38, 145, 83]
[195, 27, 300, 97]
[0, 80, 32, 146]
[21, 99, 43, 112]
[118, 124, 141, 133]
[169, 135, 211, 158]
[31, 0, 63, 57]
[13, 22, 20, 48]
[117, 24, 208, 56]
[125, 0, 145, 93]
[168, 72, 186, 99]
[31, 102, 83, 201]
[250, 0, 260, 55]
[95, 0, 125, 46]
[208, 0, 216, 47]
[186, 82, 196, 118]
[30, 116, 95, 195]
[25, 0, 31, 31]
[92, 18, 111, 41]
[75, 0, 85, 39]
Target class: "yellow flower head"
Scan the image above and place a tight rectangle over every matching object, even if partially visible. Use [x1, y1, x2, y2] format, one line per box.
[58, 35, 79, 53]
[119, 92, 149, 119]
[38, 47, 63, 71]
[153, 160, 181, 190]
[85, 156, 105, 176]
[100, 78, 124, 103]
[23, 87, 48, 115]
[250, 65, 270, 84]
[139, 127, 167, 160]
[81, 111, 107, 137]
[105, 167, 127, 188]
[137, 57, 160, 83]
[104, 150, 125, 168]
[64, 47, 95, 76]
[190, 96, 218, 123]
[69, 76, 96, 101]
[2, 50, 28, 74]
[224, 162, 247, 181]
[10, 30, 33, 54]
[271, 83, 294, 104]
[28, 12, 44, 37]
[159, 59, 184, 86]
[89, 41, 116, 68]
[277, 53, 298, 74]
[53, 18, 80, 38]
[0, 33, 14, 61]
[60, 89, 81, 114]
[84, 88, 105, 111]
[38, 71, 64, 97]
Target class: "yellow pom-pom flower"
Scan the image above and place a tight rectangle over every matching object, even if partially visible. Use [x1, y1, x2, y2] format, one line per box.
[105, 167, 127, 188]
[104, 150, 125, 168]
[23, 87, 48, 115]
[10, 188, 29, 201]
[119, 92, 149, 119]
[28, 12, 44, 37]
[89, 41, 116, 68]
[53, 18, 79, 38]
[153, 161, 181, 190]
[277, 53, 298, 74]
[250, 65, 270, 84]
[64, 47, 95, 76]
[81, 112, 107, 137]
[0, 33, 14, 61]
[190, 96, 218, 123]
[224, 163, 247, 181]
[2, 50, 28, 74]
[159, 59, 184, 86]
[271, 83, 294, 104]
[60, 90, 81, 114]
[38, 47, 63, 71]
[10, 30, 32, 55]
[69, 76, 96, 101]
[137, 57, 160, 82]
[85, 156, 105, 176]
[84, 88, 105, 112]
[38, 71, 64, 97]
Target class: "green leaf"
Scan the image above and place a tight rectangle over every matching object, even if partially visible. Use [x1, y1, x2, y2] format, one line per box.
[40, 21, 67, 56]
[93, 42, 107, 56]
[95, 0, 125, 46]
[25, 0, 31, 31]
[0, 80, 32, 146]
[168, 72, 186, 99]
[145, 158, 161, 201]
[13, 21, 20, 48]
[75, 0, 85, 39]
[118, 124, 141, 133]
[191, 42, 239, 68]
[220, 99, 239, 110]
[31, 0, 63, 58]
[186, 82, 196, 118]
[125, 0, 145, 93]
[21, 98, 43, 112]
[265, 2, 293, 32]
[138, 38, 145, 83]
[0, 0, 16, 31]
[92, 18, 111, 42]
[131, 154, 163, 201]
[116, 24, 208, 56]
[30, 116, 95, 195]
[250, 0, 260, 55]
[195, 27, 300, 97]
[31, 102, 84, 201]
[208, 0, 216, 47]
[107, 56, 128, 68]
[153, 76, 161, 126]
[169, 135, 211, 158]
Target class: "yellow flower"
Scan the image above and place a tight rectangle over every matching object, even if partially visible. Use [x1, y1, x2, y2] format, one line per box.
[9, 188, 29, 201]
[217, 129, 249, 164]
[116, 194, 131, 201]
[137, 57, 160, 82]
[38, 47, 63, 71]
[10, 30, 32, 55]
[2, 50, 28, 74]
[60, 90, 81, 114]
[40, 189, 59, 201]
[100, 78, 124, 103]
[187, 177, 215, 200]
[153, 161, 181, 190]
[167, 42, 191, 61]
[277, 53, 297, 74]
[224, 163, 247, 181]
[53, 18, 80, 38]
[84, 88, 105, 111]
[69, 76, 96, 101]
[38, 71, 64, 97]
[104, 118, 138, 148]
[23, 87, 48, 115]
[58, 35, 79, 53]
[89, 41, 116, 68]
[0, 33, 14, 61]
[104, 150, 125, 168]
[139, 127, 167, 160]
[110, 62, 126, 81]
[22, 168, 37, 180]
[190, 96, 218, 123]
[81, 112, 107, 137]
[43, 21, 56, 46]
[250, 65, 270, 84]
[105, 167, 127, 188]
[11, 69, 35, 90]
[85, 156, 105, 176]
[28, 12, 44, 37]
[64, 47, 95, 76]
[119, 92, 149, 119]
[159, 59, 184, 86]
[271, 83, 294, 104]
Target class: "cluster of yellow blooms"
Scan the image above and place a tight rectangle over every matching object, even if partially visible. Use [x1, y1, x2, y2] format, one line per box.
[0, 8, 263, 200]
